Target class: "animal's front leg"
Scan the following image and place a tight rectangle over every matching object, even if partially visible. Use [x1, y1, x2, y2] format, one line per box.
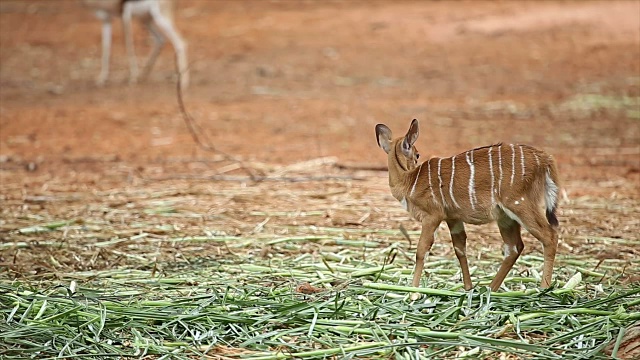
[411, 218, 441, 287]
[153, 14, 189, 90]
[140, 21, 165, 80]
[447, 219, 473, 290]
[97, 20, 112, 86]
[122, 6, 139, 84]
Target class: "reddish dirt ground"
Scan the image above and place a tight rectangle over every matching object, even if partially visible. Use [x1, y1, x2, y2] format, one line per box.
[1, 1, 639, 272]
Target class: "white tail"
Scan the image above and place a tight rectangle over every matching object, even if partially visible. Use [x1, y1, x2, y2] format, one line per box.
[376, 119, 560, 292]
[82, 0, 189, 90]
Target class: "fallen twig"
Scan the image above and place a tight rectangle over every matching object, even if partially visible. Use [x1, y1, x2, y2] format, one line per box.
[335, 162, 388, 171]
[148, 174, 366, 183]
[175, 67, 262, 180]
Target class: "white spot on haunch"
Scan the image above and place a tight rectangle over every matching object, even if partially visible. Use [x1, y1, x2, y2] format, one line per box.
[514, 200, 520, 205]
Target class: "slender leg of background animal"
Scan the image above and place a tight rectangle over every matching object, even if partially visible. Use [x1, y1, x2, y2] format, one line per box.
[97, 19, 112, 86]
[506, 203, 558, 288]
[140, 20, 165, 80]
[122, 5, 139, 84]
[446, 220, 472, 290]
[490, 216, 524, 291]
[151, 14, 189, 89]
[412, 219, 440, 287]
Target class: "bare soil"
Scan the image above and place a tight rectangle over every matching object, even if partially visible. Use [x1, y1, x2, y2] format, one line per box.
[1, 1, 639, 276]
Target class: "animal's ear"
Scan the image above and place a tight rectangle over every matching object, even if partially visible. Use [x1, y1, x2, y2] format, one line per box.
[375, 124, 393, 154]
[401, 119, 419, 156]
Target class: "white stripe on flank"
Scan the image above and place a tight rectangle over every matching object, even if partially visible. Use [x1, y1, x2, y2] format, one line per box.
[519, 145, 525, 179]
[428, 160, 437, 204]
[471, 150, 478, 205]
[438, 158, 448, 208]
[488, 146, 495, 205]
[510, 144, 515, 186]
[498, 144, 503, 196]
[466, 150, 476, 210]
[534, 153, 540, 166]
[410, 163, 422, 197]
[449, 156, 460, 208]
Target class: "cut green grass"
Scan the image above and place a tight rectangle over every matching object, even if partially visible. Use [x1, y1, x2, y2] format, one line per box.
[1, 244, 638, 360]
[2, 177, 638, 359]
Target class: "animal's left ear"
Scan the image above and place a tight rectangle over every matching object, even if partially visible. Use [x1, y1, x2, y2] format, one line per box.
[375, 124, 393, 154]
[401, 119, 420, 156]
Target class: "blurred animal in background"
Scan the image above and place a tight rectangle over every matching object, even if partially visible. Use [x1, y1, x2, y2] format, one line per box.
[82, 0, 189, 90]
[376, 119, 560, 293]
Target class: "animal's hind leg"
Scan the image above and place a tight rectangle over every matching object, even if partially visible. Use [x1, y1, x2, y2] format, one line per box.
[150, 9, 189, 89]
[122, 4, 139, 84]
[502, 202, 558, 289]
[140, 20, 165, 80]
[490, 214, 524, 291]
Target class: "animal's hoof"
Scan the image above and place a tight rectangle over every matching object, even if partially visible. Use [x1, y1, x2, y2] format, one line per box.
[410, 292, 421, 301]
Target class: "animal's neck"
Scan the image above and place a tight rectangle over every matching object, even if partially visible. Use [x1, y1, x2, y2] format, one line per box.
[387, 145, 415, 201]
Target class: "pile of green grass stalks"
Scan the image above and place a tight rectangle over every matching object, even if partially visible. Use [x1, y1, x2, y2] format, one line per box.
[2, 249, 639, 360]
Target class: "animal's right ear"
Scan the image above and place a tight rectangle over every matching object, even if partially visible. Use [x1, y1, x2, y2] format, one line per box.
[401, 119, 420, 157]
[375, 124, 393, 154]
[404, 119, 420, 147]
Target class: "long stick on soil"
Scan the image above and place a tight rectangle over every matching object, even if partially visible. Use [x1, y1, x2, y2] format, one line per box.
[175, 68, 260, 180]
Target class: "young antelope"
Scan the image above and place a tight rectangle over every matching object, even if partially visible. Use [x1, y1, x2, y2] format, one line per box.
[375, 119, 560, 292]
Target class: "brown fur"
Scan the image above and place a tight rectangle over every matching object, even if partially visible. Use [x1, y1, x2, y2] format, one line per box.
[376, 119, 560, 292]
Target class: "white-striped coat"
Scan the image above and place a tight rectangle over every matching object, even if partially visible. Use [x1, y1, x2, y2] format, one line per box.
[404, 143, 557, 226]
[375, 119, 560, 292]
